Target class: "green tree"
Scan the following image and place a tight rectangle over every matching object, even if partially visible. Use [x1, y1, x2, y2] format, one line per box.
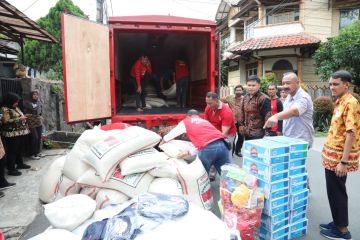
[19, 0, 85, 80]
[314, 21, 360, 93]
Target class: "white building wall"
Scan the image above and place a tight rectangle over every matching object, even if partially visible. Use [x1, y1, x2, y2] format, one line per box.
[263, 57, 298, 73]
[253, 23, 304, 38]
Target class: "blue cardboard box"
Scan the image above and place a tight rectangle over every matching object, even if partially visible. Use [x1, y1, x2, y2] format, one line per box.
[261, 215, 290, 232]
[291, 198, 308, 210]
[243, 139, 290, 164]
[290, 173, 308, 185]
[291, 205, 307, 217]
[290, 189, 309, 205]
[262, 211, 290, 226]
[264, 202, 290, 216]
[290, 151, 308, 159]
[259, 225, 290, 240]
[266, 136, 309, 152]
[291, 218, 308, 232]
[289, 166, 306, 176]
[243, 157, 289, 182]
[290, 226, 307, 239]
[290, 181, 308, 193]
[289, 158, 306, 169]
[265, 195, 290, 210]
[291, 210, 307, 224]
[258, 179, 289, 199]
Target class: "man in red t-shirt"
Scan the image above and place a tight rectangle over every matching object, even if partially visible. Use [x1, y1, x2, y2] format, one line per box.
[130, 56, 152, 111]
[162, 109, 230, 174]
[204, 92, 236, 180]
[267, 84, 283, 136]
[174, 59, 190, 108]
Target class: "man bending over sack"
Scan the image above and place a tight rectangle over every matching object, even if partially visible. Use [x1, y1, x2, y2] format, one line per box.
[161, 109, 231, 174]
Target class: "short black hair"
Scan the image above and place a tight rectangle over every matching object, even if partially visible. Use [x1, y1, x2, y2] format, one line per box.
[206, 92, 219, 100]
[246, 75, 261, 84]
[234, 84, 243, 91]
[331, 70, 352, 83]
[186, 109, 199, 116]
[267, 83, 277, 89]
[3, 92, 20, 108]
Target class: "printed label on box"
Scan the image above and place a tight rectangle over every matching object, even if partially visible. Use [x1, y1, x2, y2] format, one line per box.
[290, 151, 308, 159]
[290, 181, 308, 193]
[243, 157, 289, 182]
[290, 173, 308, 185]
[289, 166, 306, 177]
[290, 226, 307, 239]
[289, 158, 306, 169]
[291, 218, 308, 232]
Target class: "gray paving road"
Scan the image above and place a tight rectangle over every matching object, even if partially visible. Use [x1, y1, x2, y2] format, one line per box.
[1, 138, 359, 239]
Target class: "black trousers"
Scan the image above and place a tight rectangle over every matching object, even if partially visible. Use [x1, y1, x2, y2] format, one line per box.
[0, 156, 8, 185]
[176, 76, 189, 107]
[233, 123, 244, 156]
[4, 136, 26, 171]
[325, 168, 348, 227]
[30, 126, 42, 156]
[130, 77, 146, 108]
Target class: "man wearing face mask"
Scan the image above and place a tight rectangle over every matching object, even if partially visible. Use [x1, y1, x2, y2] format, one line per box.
[264, 72, 314, 148]
[238, 75, 272, 140]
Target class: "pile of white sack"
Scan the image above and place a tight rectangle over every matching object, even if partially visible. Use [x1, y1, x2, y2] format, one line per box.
[34, 125, 230, 239]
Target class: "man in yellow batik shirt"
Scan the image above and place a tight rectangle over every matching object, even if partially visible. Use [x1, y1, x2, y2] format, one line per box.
[320, 70, 360, 240]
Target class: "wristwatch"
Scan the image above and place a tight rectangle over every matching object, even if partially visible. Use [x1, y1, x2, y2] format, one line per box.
[340, 161, 349, 165]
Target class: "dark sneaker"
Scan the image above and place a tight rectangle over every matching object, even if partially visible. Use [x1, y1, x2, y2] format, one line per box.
[320, 222, 335, 230]
[320, 228, 352, 240]
[0, 182, 16, 190]
[8, 170, 22, 176]
[16, 164, 31, 169]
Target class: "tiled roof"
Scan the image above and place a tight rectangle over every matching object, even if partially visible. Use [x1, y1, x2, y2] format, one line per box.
[228, 33, 320, 53]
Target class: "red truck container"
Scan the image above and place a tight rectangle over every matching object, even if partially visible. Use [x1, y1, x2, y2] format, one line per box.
[61, 14, 217, 128]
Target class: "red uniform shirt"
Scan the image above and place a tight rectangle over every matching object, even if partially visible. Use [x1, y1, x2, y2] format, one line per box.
[271, 98, 279, 132]
[175, 60, 189, 81]
[204, 102, 236, 136]
[130, 59, 152, 86]
[183, 116, 225, 150]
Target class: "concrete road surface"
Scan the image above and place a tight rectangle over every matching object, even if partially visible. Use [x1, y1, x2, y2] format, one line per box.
[1, 138, 359, 239]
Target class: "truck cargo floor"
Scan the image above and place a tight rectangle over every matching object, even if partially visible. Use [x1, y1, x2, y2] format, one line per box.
[117, 106, 203, 115]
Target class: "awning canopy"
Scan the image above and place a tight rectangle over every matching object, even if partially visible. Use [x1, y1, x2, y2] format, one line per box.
[0, 41, 18, 55]
[0, 0, 57, 43]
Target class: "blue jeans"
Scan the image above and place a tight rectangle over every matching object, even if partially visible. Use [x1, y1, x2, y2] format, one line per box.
[198, 139, 231, 175]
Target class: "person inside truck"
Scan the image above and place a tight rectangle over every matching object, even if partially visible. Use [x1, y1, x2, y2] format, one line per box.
[161, 109, 231, 176]
[174, 58, 190, 108]
[129, 55, 152, 112]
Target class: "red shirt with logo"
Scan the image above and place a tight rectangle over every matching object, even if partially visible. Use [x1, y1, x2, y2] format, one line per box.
[183, 116, 225, 150]
[175, 60, 189, 81]
[130, 59, 152, 86]
[204, 102, 236, 136]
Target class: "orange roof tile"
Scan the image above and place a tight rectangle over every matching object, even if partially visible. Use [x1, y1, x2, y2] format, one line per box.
[228, 33, 320, 53]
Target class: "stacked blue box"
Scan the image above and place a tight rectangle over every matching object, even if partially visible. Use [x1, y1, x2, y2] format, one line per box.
[266, 136, 310, 239]
[243, 139, 291, 238]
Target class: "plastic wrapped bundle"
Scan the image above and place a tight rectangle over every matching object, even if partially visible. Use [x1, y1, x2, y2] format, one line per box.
[220, 164, 265, 240]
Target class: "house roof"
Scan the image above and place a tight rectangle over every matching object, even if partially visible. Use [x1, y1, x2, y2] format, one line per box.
[0, 41, 18, 55]
[0, 0, 57, 43]
[228, 33, 320, 53]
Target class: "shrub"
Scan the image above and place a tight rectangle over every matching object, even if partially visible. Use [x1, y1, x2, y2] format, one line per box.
[313, 96, 334, 132]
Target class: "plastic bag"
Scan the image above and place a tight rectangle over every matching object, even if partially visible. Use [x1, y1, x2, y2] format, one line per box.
[220, 164, 264, 240]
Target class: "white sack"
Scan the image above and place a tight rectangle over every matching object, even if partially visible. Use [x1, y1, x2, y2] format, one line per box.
[79, 186, 99, 199]
[162, 83, 176, 98]
[176, 157, 213, 210]
[119, 148, 169, 176]
[39, 155, 66, 203]
[149, 158, 187, 179]
[159, 140, 197, 162]
[55, 175, 80, 201]
[85, 126, 161, 181]
[77, 168, 153, 198]
[148, 178, 183, 195]
[44, 194, 96, 231]
[146, 97, 168, 107]
[95, 189, 129, 209]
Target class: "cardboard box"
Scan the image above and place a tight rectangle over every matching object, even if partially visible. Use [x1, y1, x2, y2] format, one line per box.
[261, 215, 290, 232]
[290, 173, 308, 185]
[289, 166, 306, 177]
[290, 151, 308, 159]
[261, 211, 290, 226]
[290, 226, 307, 239]
[290, 189, 309, 205]
[265, 195, 290, 210]
[263, 202, 290, 216]
[290, 210, 307, 224]
[266, 136, 309, 152]
[259, 225, 290, 240]
[290, 181, 308, 193]
[243, 139, 290, 164]
[291, 205, 307, 217]
[289, 158, 306, 169]
[291, 198, 308, 210]
[258, 179, 289, 199]
[243, 157, 289, 182]
[291, 218, 308, 232]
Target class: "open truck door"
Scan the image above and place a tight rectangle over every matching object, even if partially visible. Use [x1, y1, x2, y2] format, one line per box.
[61, 14, 111, 123]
